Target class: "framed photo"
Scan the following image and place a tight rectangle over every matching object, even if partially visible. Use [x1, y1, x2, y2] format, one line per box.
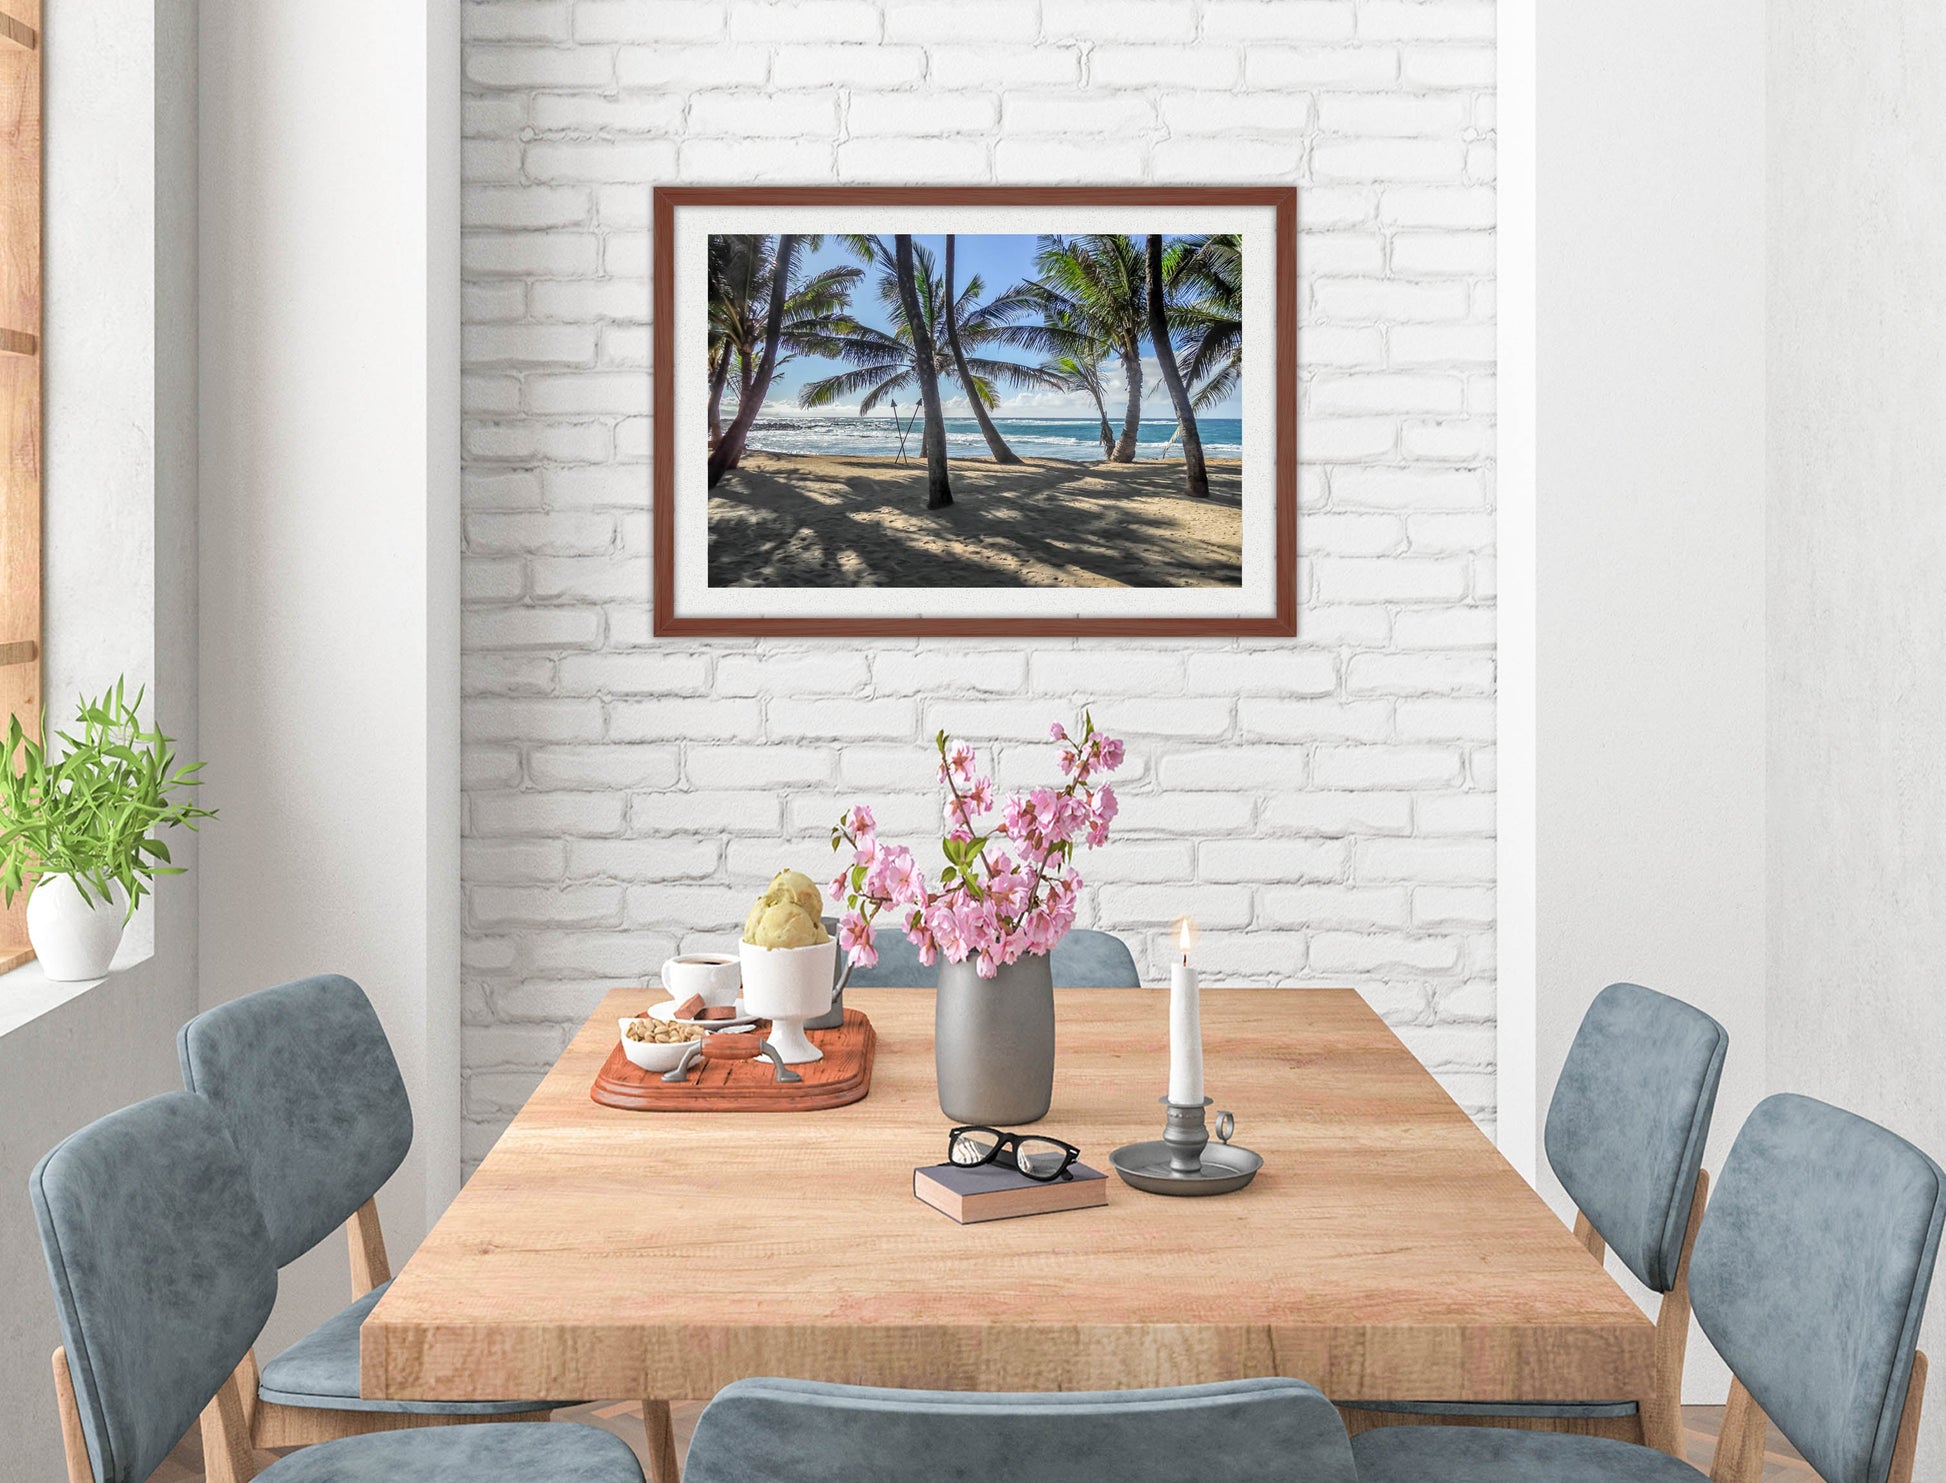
[652, 186, 1296, 637]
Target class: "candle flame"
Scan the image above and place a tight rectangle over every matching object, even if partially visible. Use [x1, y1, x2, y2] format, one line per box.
[1175, 916, 1198, 960]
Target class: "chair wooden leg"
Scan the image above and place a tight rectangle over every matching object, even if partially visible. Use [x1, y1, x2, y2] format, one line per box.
[1709, 1379, 1771, 1483]
[643, 1398, 681, 1483]
[199, 1369, 262, 1483]
[1572, 1210, 1608, 1262]
[52, 1348, 95, 1483]
[348, 1197, 391, 1298]
[1888, 1352, 1927, 1483]
[1642, 1169, 1709, 1458]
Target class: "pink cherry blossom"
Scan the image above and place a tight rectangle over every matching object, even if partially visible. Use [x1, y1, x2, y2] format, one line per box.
[832, 717, 1122, 969]
[877, 846, 916, 901]
[838, 910, 877, 967]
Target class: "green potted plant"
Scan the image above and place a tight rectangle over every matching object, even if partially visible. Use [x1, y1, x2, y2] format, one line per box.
[0, 680, 214, 981]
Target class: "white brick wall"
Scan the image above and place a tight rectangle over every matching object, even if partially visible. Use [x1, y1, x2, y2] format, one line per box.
[459, 0, 1497, 1172]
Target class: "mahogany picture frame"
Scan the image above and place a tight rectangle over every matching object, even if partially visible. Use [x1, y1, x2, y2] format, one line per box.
[652, 185, 1297, 638]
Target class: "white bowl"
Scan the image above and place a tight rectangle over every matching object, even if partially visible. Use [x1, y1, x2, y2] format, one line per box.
[616, 1018, 709, 1073]
[739, 938, 838, 1020]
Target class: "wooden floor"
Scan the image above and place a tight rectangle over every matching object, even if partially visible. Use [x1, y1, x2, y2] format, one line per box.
[154, 1400, 1814, 1482]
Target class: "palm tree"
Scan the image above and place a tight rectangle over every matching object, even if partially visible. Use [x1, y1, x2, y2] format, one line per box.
[1025, 235, 1148, 462]
[1040, 349, 1116, 459]
[706, 235, 859, 453]
[1146, 234, 1209, 498]
[799, 238, 1063, 449]
[708, 234, 797, 487]
[1172, 232, 1242, 411]
[943, 235, 1023, 464]
[893, 235, 951, 509]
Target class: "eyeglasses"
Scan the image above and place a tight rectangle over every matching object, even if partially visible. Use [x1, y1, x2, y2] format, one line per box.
[947, 1126, 1080, 1182]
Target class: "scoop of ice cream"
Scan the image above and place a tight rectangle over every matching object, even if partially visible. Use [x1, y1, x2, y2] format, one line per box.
[766, 868, 824, 917]
[747, 899, 825, 949]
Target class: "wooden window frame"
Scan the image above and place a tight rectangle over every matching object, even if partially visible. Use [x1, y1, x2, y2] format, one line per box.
[0, 0, 39, 974]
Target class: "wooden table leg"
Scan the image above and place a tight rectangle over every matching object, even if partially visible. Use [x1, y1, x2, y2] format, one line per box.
[642, 1398, 680, 1483]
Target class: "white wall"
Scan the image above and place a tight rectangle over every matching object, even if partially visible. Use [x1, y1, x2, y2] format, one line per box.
[1766, 0, 1946, 1470]
[197, 0, 462, 1357]
[0, 5, 200, 1481]
[1532, 0, 1768, 1400]
[457, 0, 1501, 1173]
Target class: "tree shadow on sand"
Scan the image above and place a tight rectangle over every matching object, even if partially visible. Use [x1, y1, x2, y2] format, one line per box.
[708, 457, 1244, 589]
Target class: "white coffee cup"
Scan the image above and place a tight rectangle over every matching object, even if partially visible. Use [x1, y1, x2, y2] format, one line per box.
[661, 953, 741, 1008]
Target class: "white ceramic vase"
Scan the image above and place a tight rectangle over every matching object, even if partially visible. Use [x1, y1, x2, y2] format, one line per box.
[26, 874, 127, 982]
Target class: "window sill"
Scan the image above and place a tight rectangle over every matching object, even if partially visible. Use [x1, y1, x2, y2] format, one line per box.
[0, 940, 157, 1040]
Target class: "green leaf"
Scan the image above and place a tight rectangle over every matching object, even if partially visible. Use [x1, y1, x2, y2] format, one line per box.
[0, 677, 216, 900]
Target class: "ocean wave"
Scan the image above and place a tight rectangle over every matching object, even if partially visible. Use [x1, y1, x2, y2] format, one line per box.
[745, 416, 1244, 462]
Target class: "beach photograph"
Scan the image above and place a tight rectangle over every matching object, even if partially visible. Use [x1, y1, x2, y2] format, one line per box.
[704, 232, 1246, 591]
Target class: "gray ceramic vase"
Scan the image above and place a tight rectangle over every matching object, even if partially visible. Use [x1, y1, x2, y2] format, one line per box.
[935, 951, 1055, 1126]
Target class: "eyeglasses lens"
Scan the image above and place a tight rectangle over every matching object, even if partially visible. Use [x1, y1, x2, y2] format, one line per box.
[1014, 1138, 1068, 1178]
[950, 1130, 998, 1165]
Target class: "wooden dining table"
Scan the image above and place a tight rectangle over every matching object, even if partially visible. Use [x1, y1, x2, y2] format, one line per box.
[362, 987, 1654, 1479]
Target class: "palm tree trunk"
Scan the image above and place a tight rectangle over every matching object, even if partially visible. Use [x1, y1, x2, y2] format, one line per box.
[943, 235, 1022, 465]
[1145, 234, 1209, 498]
[706, 348, 731, 450]
[895, 234, 952, 510]
[1112, 332, 1143, 462]
[1085, 383, 1114, 458]
[707, 234, 797, 488]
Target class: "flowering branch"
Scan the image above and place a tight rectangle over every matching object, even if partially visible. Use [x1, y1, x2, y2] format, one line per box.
[829, 713, 1123, 979]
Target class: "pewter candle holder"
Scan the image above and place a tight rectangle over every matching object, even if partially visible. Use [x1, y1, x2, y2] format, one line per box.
[1164, 1096, 1214, 1173]
[1110, 1096, 1264, 1197]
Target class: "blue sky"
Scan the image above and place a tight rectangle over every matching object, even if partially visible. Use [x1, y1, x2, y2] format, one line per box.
[732, 233, 1243, 423]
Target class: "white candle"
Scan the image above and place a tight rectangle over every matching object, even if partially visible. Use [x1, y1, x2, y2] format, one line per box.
[1168, 918, 1203, 1105]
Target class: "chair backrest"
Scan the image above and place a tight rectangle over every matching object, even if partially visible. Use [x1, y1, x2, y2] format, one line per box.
[831, 918, 928, 990]
[30, 1093, 278, 1483]
[838, 928, 1140, 990]
[684, 1377, 1357, 1483]
[1051, 929, 1142, 987]
[1691, 1093, 1946, 1483]
[1543, 981, 1727, 1291]
[178, 973, 413, 1268]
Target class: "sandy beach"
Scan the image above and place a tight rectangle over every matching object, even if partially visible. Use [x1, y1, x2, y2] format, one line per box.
[708, 453, 1244, 588]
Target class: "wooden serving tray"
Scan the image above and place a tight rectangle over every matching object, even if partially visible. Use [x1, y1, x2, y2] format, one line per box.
[590, 1009, 875, 1112]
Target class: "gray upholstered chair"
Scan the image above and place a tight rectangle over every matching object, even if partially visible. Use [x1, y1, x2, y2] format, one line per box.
[1343, 980, 1726, 1455]
[684, 1376, 1357, 1483]
[838, 927, 1141, 989]
[179, 976, 679, 1468]
[29, 1091, 644, 1483]
[1353, 1092, 1944, 1483]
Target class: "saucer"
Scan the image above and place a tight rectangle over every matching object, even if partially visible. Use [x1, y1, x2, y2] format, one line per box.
[1108, 1140, 1263, 1196]
[648, 997, 759, 1032]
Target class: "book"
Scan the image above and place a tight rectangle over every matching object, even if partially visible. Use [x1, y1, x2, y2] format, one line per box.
[913, 1160, 1109, 1224]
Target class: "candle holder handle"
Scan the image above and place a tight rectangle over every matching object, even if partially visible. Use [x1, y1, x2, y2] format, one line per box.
[1163, 1096, 1213, 1174]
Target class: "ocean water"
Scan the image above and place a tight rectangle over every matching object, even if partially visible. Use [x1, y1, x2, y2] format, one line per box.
[746, 415, 1244, 462]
